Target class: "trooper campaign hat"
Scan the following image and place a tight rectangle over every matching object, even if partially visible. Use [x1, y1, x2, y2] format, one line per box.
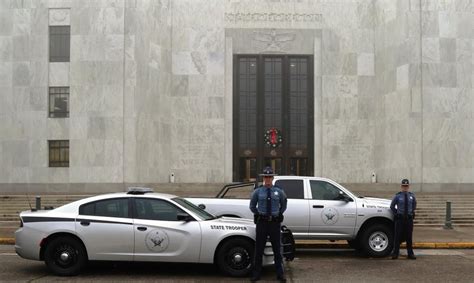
[401, 178, 410, 186]
[259, 166, 277, 177]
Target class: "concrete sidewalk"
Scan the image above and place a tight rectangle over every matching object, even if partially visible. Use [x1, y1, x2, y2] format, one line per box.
[2, 226, 474, 248]
[296, 226, 474, 249]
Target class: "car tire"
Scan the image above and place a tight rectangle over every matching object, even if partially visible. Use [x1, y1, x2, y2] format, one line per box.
[44, 236, 87, 276]
[359, 224, 393, 258]
[216, 238, 254, 277]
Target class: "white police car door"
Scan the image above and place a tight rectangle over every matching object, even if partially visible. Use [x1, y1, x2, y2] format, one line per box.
[308, 180, 357, 238]
[75, 198, 134, 261]
[133, 198, 202, 262]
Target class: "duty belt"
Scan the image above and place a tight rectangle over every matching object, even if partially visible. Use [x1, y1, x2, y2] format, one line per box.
[258, 215, 278, 222]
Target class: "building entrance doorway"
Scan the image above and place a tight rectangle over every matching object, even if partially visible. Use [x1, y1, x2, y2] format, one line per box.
[233, 55, 314, 181]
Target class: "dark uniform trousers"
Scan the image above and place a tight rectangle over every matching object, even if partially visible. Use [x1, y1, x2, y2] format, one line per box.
[393, 215, 414, 256]
[253, 218, 284, 278]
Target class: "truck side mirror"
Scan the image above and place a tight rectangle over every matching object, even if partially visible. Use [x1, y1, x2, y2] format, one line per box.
[338, 191, 352, 202]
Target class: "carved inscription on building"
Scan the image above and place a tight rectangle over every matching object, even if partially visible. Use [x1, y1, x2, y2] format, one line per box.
[225, 12, 322, 23]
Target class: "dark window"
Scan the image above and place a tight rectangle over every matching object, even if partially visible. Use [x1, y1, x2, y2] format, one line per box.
[237, 58, 258, 181]
[134, 198, 185, 221]
[48, 140, 69, 167]
[49, 87, 69, 118]
[49, 26, 70, 62]
[275, 179, 304, 199]
[310, 180, 342, 201]
[79, 198, 129, 218]
[233, 55, 314, 181]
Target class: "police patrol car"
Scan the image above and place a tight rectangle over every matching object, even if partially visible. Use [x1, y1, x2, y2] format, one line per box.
[15, 188, 288, 277]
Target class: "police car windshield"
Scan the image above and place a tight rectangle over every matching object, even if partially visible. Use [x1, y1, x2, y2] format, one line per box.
[173, 197, 215, 221]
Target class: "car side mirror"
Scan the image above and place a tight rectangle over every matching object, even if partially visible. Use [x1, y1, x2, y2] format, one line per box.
[177, 213, 194, 222]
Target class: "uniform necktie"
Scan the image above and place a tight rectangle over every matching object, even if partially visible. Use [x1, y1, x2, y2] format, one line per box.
[404, 192, 408, 216]
[267, 188, 272, 216]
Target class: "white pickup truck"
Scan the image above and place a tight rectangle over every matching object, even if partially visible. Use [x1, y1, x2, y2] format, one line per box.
[188, 176, 395, 257]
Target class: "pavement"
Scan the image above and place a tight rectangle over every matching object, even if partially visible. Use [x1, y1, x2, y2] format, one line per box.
[2, 226, 474, 248]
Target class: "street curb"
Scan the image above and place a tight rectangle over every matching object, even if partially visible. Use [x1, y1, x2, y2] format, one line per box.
[294, 240, 474, 249]
[2, 238, 474, 248]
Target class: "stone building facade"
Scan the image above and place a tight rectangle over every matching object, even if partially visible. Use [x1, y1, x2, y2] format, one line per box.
[0, 0, 472, 193]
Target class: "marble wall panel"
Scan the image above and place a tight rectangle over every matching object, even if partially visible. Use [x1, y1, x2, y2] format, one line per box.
[29, 35, 48, 60]
[357, 53, 374, 76]
[396, 64, 409, 90]
[29, 87, 48, 111]
[12, 35, 29, 61]
[30, 8, 48, 35]
[49, 62, 69, 86]
[0, 63, 12, 86]
[71, 7, 124, 35]
[46, 118, 69, 139]
[422, 38, 440, 63]
[422, 63, 457, 87]
[70, 61, 123, 86]
[0, 36, 12, 61]
[12, 62, 30, 86]
[29, 61, 48, 86]
[26, 112, 47, 139]
[322, 52, 357, 76]
[0, 10, 13, 36]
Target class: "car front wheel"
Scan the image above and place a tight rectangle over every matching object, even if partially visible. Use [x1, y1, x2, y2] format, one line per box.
[44, 236, 87, 276]
[216, 238, 254, 277]
[359, 224, 393, 257]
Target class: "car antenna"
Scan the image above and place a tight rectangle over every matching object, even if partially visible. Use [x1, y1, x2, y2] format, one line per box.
[25, 179, 34, 211]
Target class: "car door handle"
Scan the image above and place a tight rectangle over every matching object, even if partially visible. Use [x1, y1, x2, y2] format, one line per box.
[80, 221, 90, 226]
[312, 205, 324, 208]
[137, 227, 147, 231]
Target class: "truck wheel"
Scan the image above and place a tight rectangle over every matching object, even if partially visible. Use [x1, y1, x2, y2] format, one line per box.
[216, 238, 254, 277]
[44, 236, 87, 276]
[359, 224, 393, 258]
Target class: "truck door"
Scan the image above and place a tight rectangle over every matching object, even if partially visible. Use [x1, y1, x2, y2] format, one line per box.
[274, 179, 309, 238]
[308, 180, 357, 238]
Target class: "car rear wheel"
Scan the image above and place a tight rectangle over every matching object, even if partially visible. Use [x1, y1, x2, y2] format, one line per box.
[359, 224, 393, 257]
[216, 238, 254, 277]
[44, 236, 87, 276]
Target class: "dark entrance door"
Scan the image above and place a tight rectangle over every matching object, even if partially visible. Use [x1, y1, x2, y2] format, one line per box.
[233, 55, 314, 181]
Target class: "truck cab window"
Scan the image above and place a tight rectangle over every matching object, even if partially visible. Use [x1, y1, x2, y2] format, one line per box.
[275, 179, 304, 199]
[310, 180, 342, 201]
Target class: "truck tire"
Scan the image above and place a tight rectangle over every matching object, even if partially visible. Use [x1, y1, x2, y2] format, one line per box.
[359, 224, 393, 257]
[44, 236, 87, 276]
[216, 238, 254, 277]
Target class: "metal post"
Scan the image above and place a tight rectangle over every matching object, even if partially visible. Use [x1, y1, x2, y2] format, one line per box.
[444, 201, 452, 229]
[35, 196, 41, 211]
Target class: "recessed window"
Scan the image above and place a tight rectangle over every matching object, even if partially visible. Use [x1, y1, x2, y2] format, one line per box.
[49, 26, 70, 62]
[48, 140, 69, 167]
[49, 87, 69, 118]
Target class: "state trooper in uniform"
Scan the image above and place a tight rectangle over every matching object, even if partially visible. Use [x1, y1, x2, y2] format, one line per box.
[390, 178, 417, 260]
[249, 166, 287, 282]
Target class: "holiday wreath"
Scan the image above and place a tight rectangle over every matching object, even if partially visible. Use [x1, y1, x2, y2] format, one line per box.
[264, 128, 283, 148]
